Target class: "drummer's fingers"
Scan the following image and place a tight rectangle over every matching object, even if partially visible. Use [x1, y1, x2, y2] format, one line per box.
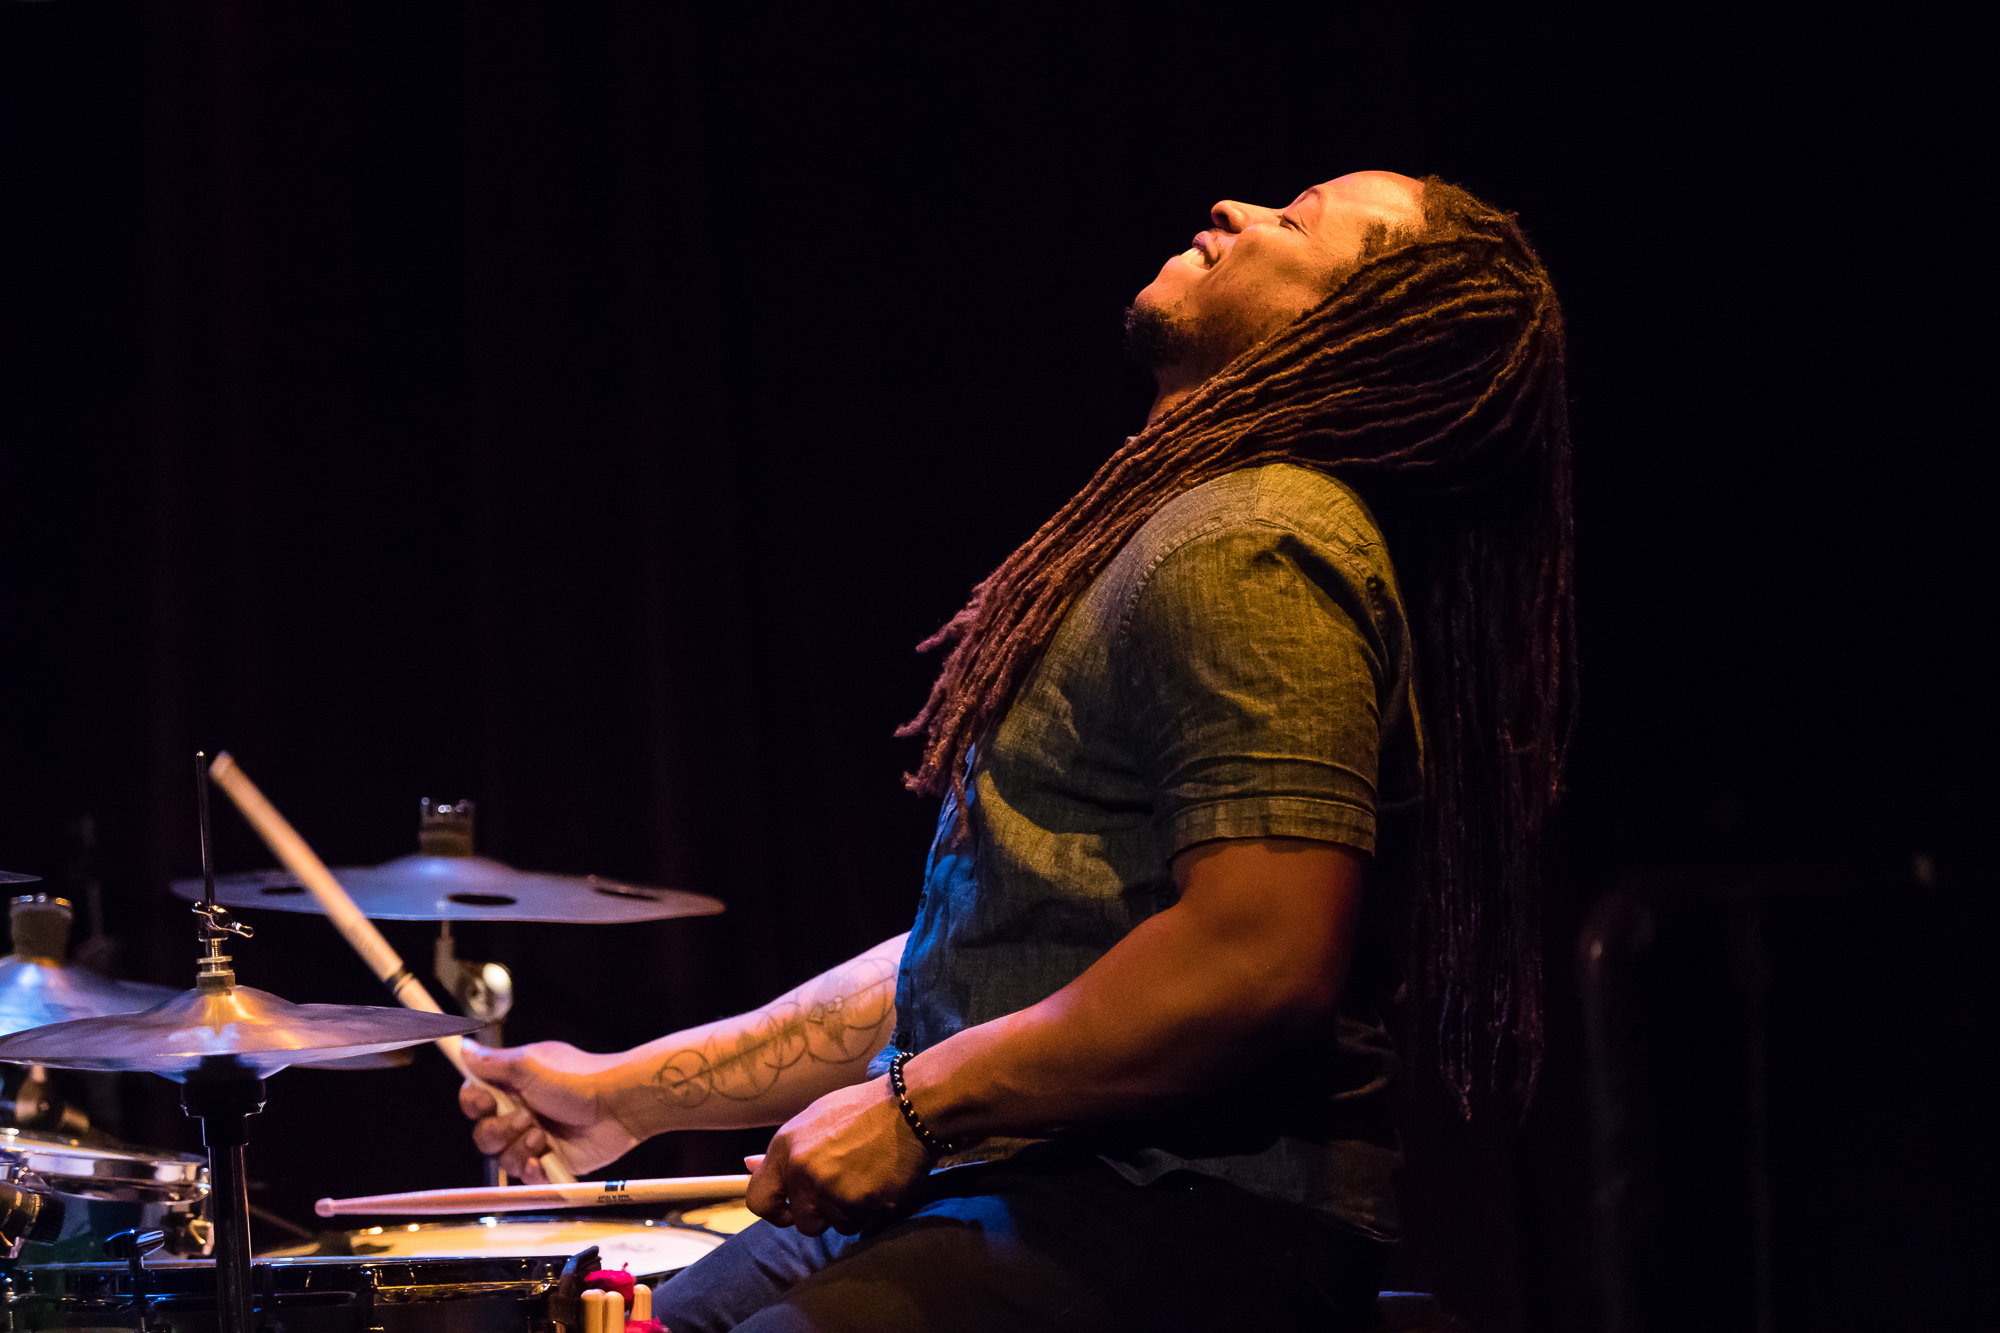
[459, 1080, 498, 1121]
[470, 1116, 509, 1156]
[474, 1104, 540, 1160]
[745, 1144, 789, 1221]
[471, 1108, 535, 1157]
[784, 1174, 849, 1239]
[497, 1129, 545, 1181]
[520, 1123, 551, 1160]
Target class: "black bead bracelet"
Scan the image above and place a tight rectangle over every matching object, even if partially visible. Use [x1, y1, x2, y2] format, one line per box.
[888, 1050, 958, 1156]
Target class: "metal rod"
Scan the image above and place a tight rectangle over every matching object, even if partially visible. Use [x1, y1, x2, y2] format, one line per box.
[182, 1077, 264, 1333]
[209, 1140, 253, 1333]
[195, 752, 216, 911]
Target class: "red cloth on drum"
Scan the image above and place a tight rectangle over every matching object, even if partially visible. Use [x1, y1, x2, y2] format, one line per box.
[625, 1321, 666, 1333]
[584, 1269, 637, 1303]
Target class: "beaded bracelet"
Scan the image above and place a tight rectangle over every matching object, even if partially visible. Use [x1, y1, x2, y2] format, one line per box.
[887, 1050, 958, 1156]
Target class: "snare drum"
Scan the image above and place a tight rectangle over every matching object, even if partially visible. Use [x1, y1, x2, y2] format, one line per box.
[0, 1128, 210, 1264]
[265, 1218, 723, 1283]
[6, 1254, 568, 1333]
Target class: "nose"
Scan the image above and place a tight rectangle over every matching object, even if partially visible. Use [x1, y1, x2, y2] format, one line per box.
[1210, 199, 1278, 233]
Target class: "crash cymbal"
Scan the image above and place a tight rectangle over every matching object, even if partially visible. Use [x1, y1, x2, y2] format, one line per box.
[0, 984, 479, 1079]
[0, 957, 180, 1038]
[0, 894, 181, 1036]
[294, 1046, 414, 1071]
[0, 872, 38, 886]
[172, 797, 723, 923]
[172, 856, 724, 923]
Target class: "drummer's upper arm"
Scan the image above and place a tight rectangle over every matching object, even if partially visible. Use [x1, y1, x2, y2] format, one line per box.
[1168, 837, 1365, 1021]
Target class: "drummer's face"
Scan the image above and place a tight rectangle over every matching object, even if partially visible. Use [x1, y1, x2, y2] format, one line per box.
[1127, 170, 1426, 385]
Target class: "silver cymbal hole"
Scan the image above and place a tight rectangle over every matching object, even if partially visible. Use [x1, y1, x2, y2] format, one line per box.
[445, 893, 517, 908]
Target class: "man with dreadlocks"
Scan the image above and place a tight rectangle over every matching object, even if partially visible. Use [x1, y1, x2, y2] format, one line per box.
[460, 169, 1574, 1331]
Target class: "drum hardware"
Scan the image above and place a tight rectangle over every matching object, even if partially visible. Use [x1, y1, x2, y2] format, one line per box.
[0, 1128, 211, 1263]
[196, 755, 578, 1186]
[0, 755, 481, 1333]
[8, 1253, 592, 1333]
[433, 923, 511, 1048]
[421, 805, 515, 1049]
[550, 1245, 598, 1333]
[0, 1179, 65, 1258]
[102, 1228, 166, 1333]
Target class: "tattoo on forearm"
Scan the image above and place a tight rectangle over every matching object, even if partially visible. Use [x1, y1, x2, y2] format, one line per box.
[649, 958, 897, 1107]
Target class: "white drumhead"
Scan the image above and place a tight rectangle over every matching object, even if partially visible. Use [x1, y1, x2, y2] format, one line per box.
[321, 1219, 723, 1276]
[675, 1202, 759, 1235]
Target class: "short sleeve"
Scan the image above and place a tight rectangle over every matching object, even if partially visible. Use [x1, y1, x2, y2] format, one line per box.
[1119, 521, 1390, 857]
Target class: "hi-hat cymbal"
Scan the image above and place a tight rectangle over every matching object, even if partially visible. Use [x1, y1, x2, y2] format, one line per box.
[171, 855, 724, 923]
[0, 956, 180, 1038]
[0, 872, 38, 885]
[0, 985, 479, 1078]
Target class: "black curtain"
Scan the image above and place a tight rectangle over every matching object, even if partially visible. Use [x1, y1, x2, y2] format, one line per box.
[2, 4, 1988, 1330]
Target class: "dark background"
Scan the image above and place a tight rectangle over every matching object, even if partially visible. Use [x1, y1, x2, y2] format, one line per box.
[1, 3, 1990, 1330]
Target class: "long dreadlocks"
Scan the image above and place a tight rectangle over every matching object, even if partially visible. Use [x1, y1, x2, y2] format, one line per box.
[897, 178, 1576, 1108]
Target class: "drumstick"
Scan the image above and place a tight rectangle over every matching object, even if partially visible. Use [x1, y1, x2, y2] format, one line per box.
[314, 1174, 751, 1217]
[205, 751, 577, 1185]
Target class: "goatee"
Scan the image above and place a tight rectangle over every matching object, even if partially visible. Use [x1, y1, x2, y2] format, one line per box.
[1122, 300, 1203, 373]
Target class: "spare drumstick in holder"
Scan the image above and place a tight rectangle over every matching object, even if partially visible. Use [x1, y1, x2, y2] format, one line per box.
[204, 751, 576, 1185]
[582, 1289, 627, 1333]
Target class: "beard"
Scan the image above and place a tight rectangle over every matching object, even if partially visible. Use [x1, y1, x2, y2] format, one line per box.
[1121, 298, 1207, 373]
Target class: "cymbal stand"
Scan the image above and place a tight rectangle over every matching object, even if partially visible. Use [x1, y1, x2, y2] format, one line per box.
[186, 754, 262, 1333]
[180, 1066, 264, 1333]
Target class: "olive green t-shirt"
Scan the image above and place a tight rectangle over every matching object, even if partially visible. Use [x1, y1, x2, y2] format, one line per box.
[880, 462, 1421, 1240]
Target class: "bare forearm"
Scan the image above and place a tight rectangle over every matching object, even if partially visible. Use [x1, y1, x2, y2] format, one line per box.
[608, 933, 906, 1137]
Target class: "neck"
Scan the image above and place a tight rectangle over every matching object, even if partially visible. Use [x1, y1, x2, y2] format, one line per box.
[1145, 366, 1207, 426]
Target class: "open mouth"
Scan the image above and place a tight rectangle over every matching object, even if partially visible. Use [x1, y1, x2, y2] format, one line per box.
[1181, 231, 1220, 270]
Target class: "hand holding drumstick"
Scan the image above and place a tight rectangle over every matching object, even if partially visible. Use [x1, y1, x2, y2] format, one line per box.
[458, 1040, 645, 1181]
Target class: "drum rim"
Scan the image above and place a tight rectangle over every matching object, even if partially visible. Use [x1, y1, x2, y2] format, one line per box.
[0, 1126, 209, 1199]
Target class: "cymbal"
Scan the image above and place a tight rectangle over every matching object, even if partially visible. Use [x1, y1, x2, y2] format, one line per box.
[0, 872, 38, 886]
[0, 985, 479, 1079]
[294, 1046, 414, 1071]
[171, 855, 725, 923]
[0, 956, 180, 1038]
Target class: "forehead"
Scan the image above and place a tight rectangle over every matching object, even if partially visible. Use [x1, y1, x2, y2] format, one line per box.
[1287, 172, 1425, 228]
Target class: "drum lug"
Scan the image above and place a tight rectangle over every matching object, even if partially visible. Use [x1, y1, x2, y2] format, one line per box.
[104, 1227, 169, 1333]
[0, 1181, 63, 1259]
[549, 1245, 602, 1333]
